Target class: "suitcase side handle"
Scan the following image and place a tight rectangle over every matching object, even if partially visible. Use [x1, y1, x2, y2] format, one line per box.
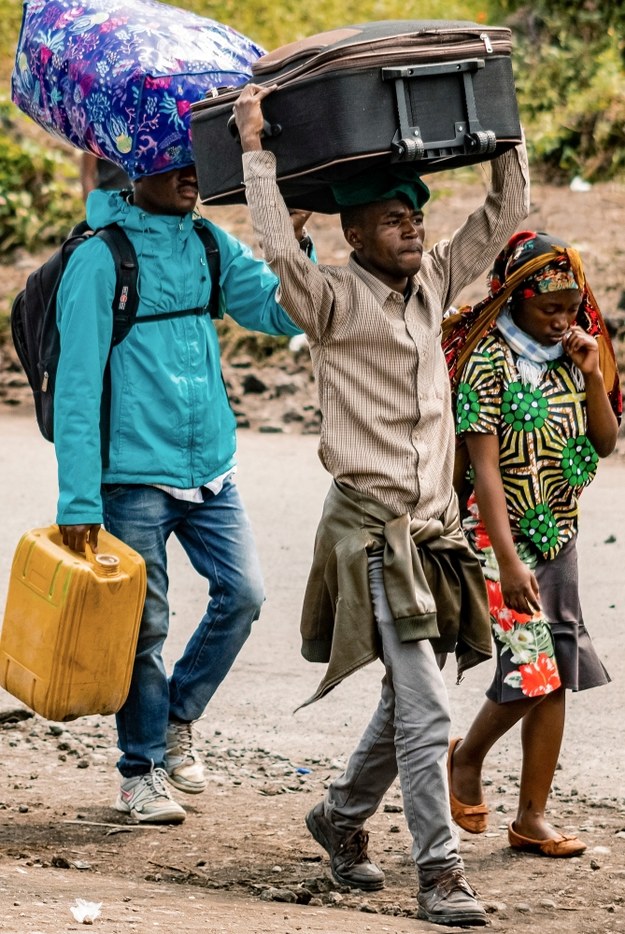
[382, 58, 497, 162]
[227, 112, 282, 145]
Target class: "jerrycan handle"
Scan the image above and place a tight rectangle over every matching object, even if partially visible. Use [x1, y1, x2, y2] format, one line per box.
[85, 540, 121, 576]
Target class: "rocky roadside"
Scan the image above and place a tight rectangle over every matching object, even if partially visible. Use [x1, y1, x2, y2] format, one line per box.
[1, 704, 624, 933]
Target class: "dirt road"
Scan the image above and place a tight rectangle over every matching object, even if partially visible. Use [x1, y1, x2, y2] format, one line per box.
[0, 412, 624, 933]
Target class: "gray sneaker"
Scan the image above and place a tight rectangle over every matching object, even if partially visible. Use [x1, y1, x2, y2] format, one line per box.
[417, 867, 487, 926]
[305, 801, 385, 891]
[164, 720, 207, 794]
[115, 767, 186, 824]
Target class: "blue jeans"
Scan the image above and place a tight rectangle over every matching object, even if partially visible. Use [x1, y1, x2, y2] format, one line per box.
[102, 480, 264, 777]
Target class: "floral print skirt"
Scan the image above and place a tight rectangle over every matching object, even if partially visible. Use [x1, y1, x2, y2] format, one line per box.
[463, 496, 610, 704]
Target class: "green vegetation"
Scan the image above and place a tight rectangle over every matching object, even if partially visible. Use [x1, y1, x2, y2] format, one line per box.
[488, 0, 625, 181]
[0, 0, 624, 256]
[0, 102, 82, 253]
[188, 0, 483, 49]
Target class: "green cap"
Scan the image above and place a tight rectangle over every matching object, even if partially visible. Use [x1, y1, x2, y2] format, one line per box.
[331, 164, 430, 211]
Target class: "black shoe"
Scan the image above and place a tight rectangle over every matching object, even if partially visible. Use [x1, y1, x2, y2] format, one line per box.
[305, 801, 385, 891]
[417, 867, 487, 926]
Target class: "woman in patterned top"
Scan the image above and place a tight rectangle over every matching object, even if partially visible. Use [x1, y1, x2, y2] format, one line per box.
[441, 231, 621, 857]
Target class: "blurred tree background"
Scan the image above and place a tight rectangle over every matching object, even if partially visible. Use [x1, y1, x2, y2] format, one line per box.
[0, 0, 623, 256]
[489, 0, 625, 180]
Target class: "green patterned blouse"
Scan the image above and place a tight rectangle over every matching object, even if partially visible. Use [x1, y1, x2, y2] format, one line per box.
[455, 333, 597, 559]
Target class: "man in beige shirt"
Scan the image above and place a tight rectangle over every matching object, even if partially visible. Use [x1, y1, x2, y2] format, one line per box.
[234, 83, 529, 927]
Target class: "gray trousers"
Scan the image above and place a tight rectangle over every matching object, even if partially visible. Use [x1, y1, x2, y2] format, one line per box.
[325, 551, 462, 883]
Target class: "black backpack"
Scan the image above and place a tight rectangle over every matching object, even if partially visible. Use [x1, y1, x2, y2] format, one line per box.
[11, 218, 221, 462]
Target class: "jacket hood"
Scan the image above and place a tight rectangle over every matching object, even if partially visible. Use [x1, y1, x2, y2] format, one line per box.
[85, 188, 197, 240]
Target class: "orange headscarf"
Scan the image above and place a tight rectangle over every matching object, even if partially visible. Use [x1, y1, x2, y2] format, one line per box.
[442, 231, 621, 420]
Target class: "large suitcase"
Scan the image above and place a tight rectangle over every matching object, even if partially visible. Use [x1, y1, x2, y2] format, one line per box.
[191, 20, 522, 213]
[0, 527, 146, 722]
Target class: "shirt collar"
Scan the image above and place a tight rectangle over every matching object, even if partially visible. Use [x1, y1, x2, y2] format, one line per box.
[348, 253, 419, 305]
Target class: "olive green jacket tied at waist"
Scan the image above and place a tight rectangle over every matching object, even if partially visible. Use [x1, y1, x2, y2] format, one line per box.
[299, 481, 491, 706]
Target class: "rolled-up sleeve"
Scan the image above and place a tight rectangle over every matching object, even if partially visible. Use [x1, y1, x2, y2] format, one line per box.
[422, 140, 531, 312]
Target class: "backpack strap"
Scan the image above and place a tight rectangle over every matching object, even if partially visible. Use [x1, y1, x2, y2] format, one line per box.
[93, 222, 221, 466]
[95, 225, 139, 467]
[193, 221, 222, 320]
[116, 223, 222, 326]
[96, 225, 140, 346]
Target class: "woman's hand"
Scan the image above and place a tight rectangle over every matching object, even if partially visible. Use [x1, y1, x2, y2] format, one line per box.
[464, 433, 542, 614]
[562, 325, 600, 375]
[499, 555, 541, 615]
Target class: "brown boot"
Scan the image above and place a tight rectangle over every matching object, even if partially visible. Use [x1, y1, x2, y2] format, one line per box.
[417, 867, 487, 926]
[305, 802, 384, 891]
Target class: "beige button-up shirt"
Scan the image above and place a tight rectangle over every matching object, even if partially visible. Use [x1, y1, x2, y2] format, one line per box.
[243, 145, 529, 520]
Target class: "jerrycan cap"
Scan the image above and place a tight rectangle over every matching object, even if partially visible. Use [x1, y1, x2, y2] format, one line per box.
[94, 553, 121, 575]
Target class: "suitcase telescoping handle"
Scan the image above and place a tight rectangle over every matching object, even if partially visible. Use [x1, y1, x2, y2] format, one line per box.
[382, 58, 497, 162]
[227, 112, 282, 145]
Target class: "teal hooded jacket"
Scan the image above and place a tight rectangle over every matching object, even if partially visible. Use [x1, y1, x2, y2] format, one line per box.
[55, 189, 301, 526]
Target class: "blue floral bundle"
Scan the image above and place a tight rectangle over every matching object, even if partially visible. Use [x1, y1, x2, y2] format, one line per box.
[11, 0, 263, 178]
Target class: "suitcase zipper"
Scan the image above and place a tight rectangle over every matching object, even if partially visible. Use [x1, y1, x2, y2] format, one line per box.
[252, 29, 511, 84]
[192, 31, 510, 110]
[480, 32, 494, 53]
[273, 39, 511, 86]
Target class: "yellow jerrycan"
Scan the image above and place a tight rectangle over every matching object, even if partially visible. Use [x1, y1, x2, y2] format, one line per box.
[0, 526, 146, 722]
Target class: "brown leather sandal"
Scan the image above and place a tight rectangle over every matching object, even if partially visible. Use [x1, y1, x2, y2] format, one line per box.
[447, 737, 489, 834]
[508, 822, 587, 857]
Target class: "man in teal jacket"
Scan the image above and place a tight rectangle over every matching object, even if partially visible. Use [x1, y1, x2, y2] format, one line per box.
[56, 163, 304, 823]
